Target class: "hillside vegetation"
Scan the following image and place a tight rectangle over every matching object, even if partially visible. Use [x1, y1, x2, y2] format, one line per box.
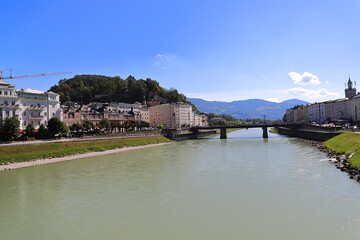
[49, 75, 187, 104]
[324, 133, 360, 169]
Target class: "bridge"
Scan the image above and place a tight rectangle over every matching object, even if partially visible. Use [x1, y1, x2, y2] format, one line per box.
[191, 123, 300, 139]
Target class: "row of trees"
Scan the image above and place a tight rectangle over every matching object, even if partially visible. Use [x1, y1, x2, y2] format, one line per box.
[0, 117, 152, 142]
[69, 119, 150, 136]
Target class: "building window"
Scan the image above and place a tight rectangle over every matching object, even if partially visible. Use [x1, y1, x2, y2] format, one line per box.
[52, 113, 55, 117]
[12, 101, 15, 105]
[4, 91, 7, 95]
[24, 121, 26, 126]
[0, 90, 2, 95]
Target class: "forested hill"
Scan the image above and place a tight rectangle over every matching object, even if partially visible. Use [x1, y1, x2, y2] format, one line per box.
[49, 75, 187, 104]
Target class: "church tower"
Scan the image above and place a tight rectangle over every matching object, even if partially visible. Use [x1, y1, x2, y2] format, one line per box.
[345, 76, 357, 99]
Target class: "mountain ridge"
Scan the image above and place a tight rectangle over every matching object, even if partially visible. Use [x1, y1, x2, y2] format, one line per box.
[188, 98, 309, 120]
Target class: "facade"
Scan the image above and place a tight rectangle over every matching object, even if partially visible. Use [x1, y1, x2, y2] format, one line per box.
[139, 108, 150, 123]
[351, 95, 360, 125]
[179, 104, 193, 127]
[62, 102, 143, 127]
[293, 106, 307, 123]
[149, 103, 204, 128]
[0, 79, 62, 129]
[308, 103, 326, 123]
[149, 103, 179, 128]
[333, 98, 352, 121]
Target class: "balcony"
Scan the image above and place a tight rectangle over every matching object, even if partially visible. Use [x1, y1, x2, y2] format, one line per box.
[29, 114, 44, 119]
[0, 103, 20, 109]
[27, 106, 45, 111]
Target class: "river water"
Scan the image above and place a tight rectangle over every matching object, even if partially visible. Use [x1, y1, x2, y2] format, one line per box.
[1, 129, 360, 239]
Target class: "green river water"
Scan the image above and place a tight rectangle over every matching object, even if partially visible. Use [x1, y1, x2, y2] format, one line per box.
[1, 129, 360, 239]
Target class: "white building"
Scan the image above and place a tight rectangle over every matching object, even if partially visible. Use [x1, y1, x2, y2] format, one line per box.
[139, 108, 150, 123]
[351, 95, 360, 125]
[308, 103, 326, 123]
[0, 79, 62, 129]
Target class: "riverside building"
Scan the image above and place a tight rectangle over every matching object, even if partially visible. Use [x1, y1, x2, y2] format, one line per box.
[284, 76, 360, 125]
[0, 79, 62, 129]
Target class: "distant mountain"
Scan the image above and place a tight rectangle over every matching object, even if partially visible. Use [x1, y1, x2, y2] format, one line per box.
[188, 98, 309, 120]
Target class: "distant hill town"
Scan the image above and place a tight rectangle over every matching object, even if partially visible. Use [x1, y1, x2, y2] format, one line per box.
[188, 98, 309, 120]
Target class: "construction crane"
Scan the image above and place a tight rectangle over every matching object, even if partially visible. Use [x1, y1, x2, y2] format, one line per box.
[0, 69, 72, 80]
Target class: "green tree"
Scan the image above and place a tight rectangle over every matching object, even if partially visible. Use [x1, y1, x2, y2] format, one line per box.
[70, 123, 83, 136]
[99, 118, 111, 132]
[25, 123, 35, 138]
[138, 121, 150, 128]
[47, 117, 69, 137]
[37, 124, 48, 139]
[0, 117, 20, 141]
[82, 120, 94, 132]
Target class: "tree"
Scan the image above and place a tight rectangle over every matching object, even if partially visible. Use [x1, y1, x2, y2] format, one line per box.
[37, 124, 48, 139]
[99, 118, 111, 132]
[25, 123, 35, 138]
[70, 123, 83, 136]
[47, 117, 69, 137]
[0, 117, 20, 141]
[138, 121, 150, 128]
[82, 120, 94, 132]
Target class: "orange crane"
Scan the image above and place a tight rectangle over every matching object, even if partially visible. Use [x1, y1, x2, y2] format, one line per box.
[0, 69, 72, 80]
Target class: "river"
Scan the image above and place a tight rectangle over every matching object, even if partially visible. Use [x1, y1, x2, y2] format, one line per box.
[1, 129, 360, 239]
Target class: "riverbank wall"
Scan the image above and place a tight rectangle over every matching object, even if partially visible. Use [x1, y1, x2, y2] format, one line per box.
[276, 124, 341, 141]
[162, 129, 217, 141]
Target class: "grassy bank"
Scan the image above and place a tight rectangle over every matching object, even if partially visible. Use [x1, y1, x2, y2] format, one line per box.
[269, 127, 279, 134]
[0, 136, 172, 164]
[324, 133, 360, 169]
[226, 128, 241, 133]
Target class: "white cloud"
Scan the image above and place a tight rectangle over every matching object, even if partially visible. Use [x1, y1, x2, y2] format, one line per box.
[288, 72, 321, 85]
[265, 98, 281, 103]
[286, 87, 339, 99]
[154, 53, 177, 69]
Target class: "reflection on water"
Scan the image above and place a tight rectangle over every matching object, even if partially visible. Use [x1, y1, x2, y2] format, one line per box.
[1, 129, 360, 240]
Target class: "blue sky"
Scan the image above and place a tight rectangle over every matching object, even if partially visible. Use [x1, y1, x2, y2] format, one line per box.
[1, 0, 360, 102]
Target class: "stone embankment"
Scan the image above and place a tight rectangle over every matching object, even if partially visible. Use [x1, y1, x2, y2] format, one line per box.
[308, 140, 360, 183]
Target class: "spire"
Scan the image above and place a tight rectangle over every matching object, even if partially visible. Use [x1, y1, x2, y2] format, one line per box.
[348, 74, 352, 84]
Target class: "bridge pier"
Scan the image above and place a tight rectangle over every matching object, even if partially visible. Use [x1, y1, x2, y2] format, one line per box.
[192, 128, 199, 139]
[220, 128, 227, 139]
[262, 127, 268, 138]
